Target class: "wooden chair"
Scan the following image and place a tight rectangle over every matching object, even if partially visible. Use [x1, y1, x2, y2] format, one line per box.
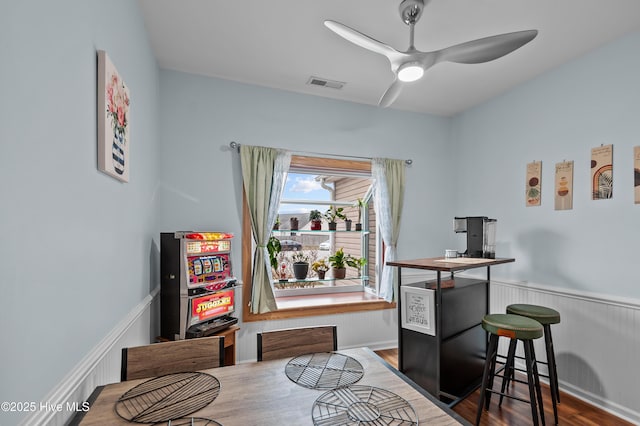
[121, 336, 224, 381]
[257, 325, 337, 361]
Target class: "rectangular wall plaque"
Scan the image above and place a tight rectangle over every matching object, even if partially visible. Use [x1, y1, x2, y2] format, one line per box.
[526, 161, 542, 207]
[555, 161, 574, 211]
[591, 144, 613, 200]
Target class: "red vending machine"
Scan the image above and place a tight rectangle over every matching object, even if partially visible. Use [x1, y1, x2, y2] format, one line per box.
[160, 231, 238, 340]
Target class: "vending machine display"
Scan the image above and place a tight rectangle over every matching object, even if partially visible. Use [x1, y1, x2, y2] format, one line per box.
[161, 232, 238, 340]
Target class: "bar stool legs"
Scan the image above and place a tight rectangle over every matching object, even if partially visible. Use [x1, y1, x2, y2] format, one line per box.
[544, 324, 560, 404]
[505, 304, 561, 425]
[475, 314, 545, 426]
[543, 324, 559, 423]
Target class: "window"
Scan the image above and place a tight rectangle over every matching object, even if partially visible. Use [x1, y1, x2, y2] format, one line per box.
[241, 156, 394, 322]
[272, 171, 375, 297]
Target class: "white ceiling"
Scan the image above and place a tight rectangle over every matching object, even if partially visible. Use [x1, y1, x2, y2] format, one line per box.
[138, 0, 640, 117]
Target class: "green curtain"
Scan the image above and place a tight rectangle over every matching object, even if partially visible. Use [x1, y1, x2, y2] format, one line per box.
[240, 145, 290, 313]
[372, 158, 405, 302]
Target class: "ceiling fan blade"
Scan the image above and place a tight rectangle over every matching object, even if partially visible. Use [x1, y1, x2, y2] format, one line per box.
[378, 78, 404, 108]
[436, 30, 538, 65]
[324, 20, 401, 60]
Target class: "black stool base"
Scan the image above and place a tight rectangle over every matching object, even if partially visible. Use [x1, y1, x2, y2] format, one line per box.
[475, 334, 545, 426]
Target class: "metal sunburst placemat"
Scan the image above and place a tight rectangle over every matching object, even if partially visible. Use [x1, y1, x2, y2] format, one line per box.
[152, 417, 222, 426]
[285, 352, 364, 390]
[115, 372, 220, 423]
[311, 385, 418, 425]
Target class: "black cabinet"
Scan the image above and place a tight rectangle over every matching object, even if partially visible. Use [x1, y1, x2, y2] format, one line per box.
[400, 277, 487, 401]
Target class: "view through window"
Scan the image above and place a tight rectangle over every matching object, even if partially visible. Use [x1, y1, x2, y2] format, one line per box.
[270, 170, 378, 298]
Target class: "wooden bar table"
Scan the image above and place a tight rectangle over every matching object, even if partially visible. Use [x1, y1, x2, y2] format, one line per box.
[386, 257, 515, 406]
[70, 347, 468, 425]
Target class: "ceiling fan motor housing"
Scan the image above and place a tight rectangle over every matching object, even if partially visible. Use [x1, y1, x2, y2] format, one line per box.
[400, 0, 425, 25]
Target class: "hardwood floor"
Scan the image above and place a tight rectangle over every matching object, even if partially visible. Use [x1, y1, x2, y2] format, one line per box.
[374, 349, 633, 426]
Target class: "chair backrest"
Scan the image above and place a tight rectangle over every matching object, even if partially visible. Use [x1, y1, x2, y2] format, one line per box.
[121, 336, 224, 381]
[257, 325, 337, 361]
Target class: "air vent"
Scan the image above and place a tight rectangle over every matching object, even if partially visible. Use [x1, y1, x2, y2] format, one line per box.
[306, 76, 345, 90]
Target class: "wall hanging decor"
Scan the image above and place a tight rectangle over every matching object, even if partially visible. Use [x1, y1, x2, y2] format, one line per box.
[634, 146, 640, 204]
[97, 50, 130, 182]
[526, 161, 542, 207]
[555, 161, 573, 211]
[591, 144, 613, 200]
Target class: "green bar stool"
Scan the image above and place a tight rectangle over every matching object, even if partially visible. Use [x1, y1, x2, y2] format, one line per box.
[476, 313, 545, 426]
[502, 304, 561, 425]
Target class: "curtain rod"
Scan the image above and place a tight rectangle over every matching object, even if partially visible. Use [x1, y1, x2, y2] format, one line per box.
[229, 141, 412, 165]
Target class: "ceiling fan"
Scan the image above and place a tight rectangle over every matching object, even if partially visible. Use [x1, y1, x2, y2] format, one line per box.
[324, 0, 538, 108]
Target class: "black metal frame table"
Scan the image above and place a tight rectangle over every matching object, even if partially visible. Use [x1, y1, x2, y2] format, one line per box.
[386, 257, 515, 406]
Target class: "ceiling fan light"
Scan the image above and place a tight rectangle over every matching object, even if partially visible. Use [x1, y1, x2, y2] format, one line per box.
[397, 63, 424, 82]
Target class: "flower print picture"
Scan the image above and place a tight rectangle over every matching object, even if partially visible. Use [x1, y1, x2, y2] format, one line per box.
[98, 50, 130, 182]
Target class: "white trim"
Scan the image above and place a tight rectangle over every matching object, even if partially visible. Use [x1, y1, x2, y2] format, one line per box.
[490, 277, 640, 310]
[412, 266, 640, 310]
[21, 287, 159, 426]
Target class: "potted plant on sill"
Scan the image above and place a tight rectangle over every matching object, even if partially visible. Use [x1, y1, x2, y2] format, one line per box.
[290, 216, 299, 230]
[324, 205, 346, 231]
[329, 248, 367, 279]
[311, 259, 329, 280]
[328, 247, 348, 279]
[344, 215, 352, 231]
[355, 198, 365, 231]
[291, 251, 309, 280]
[309, 209, 322, 230]
[272, 214, 280, 230]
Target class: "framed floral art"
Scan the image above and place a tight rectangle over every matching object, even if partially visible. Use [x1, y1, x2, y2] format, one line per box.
[97, 50, 130, 182]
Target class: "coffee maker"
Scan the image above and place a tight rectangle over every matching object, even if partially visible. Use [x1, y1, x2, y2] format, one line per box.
[453, 216, 497, 258]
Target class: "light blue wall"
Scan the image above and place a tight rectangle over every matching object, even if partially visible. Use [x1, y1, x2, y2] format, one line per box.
[451, 31, 640, 298]
[0, 1, 159, 423]
[157, 70, 456, 271]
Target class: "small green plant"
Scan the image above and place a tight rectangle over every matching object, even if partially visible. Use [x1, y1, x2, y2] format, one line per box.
[291, 251, 309, 264]
[311, 259, 329, 273]
[355, 198, 366, 224]
[309, 209, 322, 220]
[328, 248, 348, 269]
[346, 255, 367, 275]
[328, 248, 366, 272]
[267, 236, 281, 270]
[324, 205, 346, 223]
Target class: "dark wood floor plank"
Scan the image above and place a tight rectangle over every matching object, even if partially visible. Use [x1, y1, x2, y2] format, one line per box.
[374, 348, 633, 426]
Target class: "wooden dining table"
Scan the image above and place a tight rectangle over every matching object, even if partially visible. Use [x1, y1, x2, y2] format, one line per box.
[70, 347, 469, 425]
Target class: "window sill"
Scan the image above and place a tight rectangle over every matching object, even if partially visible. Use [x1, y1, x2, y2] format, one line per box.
[242, 291, 396, 322]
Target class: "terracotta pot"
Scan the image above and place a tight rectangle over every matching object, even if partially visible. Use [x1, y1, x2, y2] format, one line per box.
[332, 267, 346, 279]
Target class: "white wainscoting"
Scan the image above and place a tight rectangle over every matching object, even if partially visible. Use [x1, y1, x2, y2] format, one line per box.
[26, 274, 638, 425]
[21, 289, 160, 426]
[23, 285, 398, 425]
[490, 279, 640, 425]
